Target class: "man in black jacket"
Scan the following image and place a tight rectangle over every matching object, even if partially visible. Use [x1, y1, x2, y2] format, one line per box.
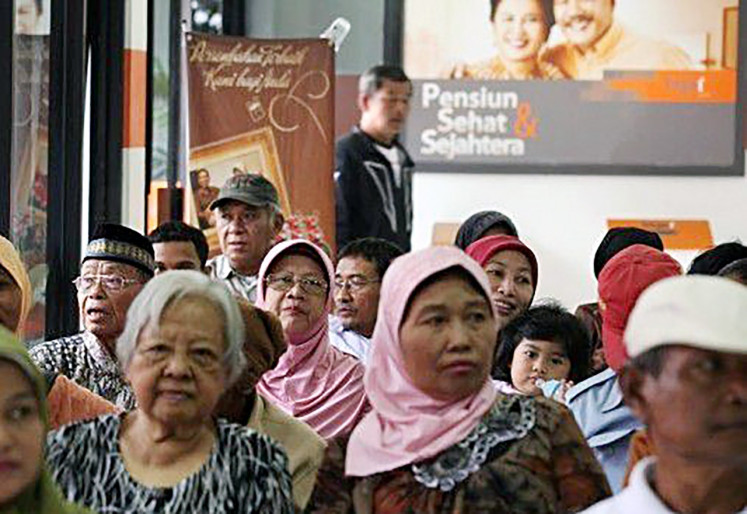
[335, 65, 414, 252]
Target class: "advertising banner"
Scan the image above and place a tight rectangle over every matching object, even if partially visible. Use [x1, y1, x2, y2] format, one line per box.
[402, 0, 743, 175]
[186, 32, 335, 250]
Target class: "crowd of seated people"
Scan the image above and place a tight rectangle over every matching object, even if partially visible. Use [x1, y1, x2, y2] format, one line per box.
[1, 187, 746, 513]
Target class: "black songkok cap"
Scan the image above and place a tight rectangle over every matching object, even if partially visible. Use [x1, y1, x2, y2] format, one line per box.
[83, 223, 155, 277]
[688, 241, 747, 276]
[594, 227, 664, 278]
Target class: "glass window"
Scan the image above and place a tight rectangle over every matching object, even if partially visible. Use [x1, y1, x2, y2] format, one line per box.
[191, 0, 224, 34]
[11, 0, 51, 342]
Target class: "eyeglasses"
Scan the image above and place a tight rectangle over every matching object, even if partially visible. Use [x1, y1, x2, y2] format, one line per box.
[265, 273, 328, 296]
[73, 275, 140, 293]
[334, 276, 380, 292]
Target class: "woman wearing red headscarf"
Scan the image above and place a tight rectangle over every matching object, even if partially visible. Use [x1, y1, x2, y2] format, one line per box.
[465, 235, 539, 332]
[465, 235, 539, 379]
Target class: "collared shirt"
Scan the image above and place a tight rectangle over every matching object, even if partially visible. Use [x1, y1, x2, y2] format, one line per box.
[249, 394, 326, 509]
[29, 331, 135, 410]
[566, 367, 643, 493]
[546, 22, 692, 80]
[207, 253, 259, 303]
[580, 457, 747, 513]
[328, 315, 371, 364]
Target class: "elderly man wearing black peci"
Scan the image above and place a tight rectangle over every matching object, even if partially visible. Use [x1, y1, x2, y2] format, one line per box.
[30, 223, 154, 410]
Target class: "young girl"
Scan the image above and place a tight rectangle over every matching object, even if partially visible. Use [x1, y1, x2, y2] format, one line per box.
[493, 303, 591, 401]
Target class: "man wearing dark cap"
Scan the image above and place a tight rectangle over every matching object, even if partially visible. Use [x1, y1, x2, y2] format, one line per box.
[29, 223, 154, 409]
[575, 227, 664, 374]
[207, 173, 284, 302]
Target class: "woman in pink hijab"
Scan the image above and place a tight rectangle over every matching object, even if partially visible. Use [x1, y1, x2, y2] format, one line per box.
[256, 239, 368, 440]
[309, 247, 610, 513]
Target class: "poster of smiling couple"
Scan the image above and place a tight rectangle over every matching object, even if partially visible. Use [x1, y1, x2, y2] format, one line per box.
[186, 32, 335, 252]
[402, 0, 743, 175]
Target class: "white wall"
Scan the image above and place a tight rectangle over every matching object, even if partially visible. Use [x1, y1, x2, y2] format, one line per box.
[411, 165, 747, 310]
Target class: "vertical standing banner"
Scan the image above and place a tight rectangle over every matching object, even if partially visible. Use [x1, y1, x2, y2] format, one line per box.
[186, 33, 335, 252]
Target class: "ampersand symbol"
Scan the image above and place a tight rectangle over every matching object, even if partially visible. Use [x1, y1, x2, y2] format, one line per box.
[514, 102, 538, 139]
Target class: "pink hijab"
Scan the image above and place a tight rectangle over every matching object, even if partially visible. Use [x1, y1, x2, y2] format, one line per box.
[346, 246, 498, 477]
[255, 239, 368, 439]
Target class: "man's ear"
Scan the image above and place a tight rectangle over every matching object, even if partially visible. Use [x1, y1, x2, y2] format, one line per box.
[357, 93, 369, 113]
[271, 212, 285, 236]
[619, 365, 651, 424]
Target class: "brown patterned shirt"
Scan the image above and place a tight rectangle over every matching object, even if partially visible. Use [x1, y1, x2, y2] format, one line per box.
[309, 393, 611, 514]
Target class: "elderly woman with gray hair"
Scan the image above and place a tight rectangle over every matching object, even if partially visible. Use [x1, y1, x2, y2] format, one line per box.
[45, 271, 294, 513]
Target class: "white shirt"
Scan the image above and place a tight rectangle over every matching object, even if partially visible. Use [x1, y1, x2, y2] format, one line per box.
[374, 143, 403, 188]
[328, 315, 371, 364]
[580, 457, 747, 513]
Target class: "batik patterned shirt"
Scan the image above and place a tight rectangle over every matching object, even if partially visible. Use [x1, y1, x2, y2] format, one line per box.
[309, 394, 611, 513]
[29, 331, 135, 410]
[47, 414, 294, 514]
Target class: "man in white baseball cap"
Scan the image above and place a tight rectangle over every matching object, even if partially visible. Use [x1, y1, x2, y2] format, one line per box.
[581, 275, 747, 513]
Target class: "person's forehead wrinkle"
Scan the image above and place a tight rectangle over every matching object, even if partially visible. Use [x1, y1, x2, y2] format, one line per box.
[413, 303, 448, 317]
[7, 390, 37, 402]
[336, 271, 369, 279]
[487, 261, 531, 274]
[465, 298, 490, 310]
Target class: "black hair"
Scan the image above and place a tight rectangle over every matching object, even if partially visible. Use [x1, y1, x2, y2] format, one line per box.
[626, 346, 670, 378]
[688, 241, 747, 276]
[148, 220, 209, 269]
[337, 237, 404, 280]
[358, 65, 411, 97]
[401, 266, 491, 326]
[493, 302, 592, 383]
[489, 0, 555, 27]
[717, 257, 747, 285]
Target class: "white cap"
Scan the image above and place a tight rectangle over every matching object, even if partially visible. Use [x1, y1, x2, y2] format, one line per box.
[624, 275, 747, 357]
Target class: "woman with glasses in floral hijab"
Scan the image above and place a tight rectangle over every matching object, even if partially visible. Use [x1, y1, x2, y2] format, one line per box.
[256, 239, 368, 440]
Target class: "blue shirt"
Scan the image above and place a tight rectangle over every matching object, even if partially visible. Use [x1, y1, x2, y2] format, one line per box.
[566, 367, 643, 493]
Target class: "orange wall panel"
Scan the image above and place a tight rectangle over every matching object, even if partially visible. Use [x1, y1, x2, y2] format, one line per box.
[123, 49, 147, 148]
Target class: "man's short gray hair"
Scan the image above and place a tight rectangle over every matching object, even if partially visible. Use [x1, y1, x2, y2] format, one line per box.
[117, 270, 247, 385]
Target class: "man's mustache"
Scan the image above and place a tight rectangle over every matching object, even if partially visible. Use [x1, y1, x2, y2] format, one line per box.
[561, 14, 594, 27]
